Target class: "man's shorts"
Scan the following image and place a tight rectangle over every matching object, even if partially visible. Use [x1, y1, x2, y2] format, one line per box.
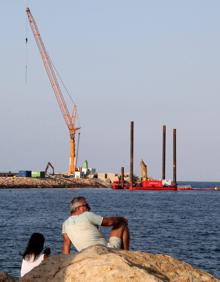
[107, 236, 121, 249]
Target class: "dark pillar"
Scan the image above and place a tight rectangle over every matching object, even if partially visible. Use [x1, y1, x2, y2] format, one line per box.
[173, 128, 177, 184]
[130, 121, 134, 187]
[162, 125, 166, 180]
[121, 167, 124, 188]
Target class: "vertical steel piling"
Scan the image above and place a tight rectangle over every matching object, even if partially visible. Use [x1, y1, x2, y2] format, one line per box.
[162, 125, 166, 180]
[121, 167, 125, 188]
[130, 121, 134, 187]
[173, 128, 177, 184]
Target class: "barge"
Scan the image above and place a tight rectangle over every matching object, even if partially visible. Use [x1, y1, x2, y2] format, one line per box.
[112, 179, 178, 191]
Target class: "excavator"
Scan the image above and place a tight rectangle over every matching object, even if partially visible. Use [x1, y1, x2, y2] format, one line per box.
[44, 162, 54, 176]
[26, 8, 79, 175]
[140, 159, 148, 180]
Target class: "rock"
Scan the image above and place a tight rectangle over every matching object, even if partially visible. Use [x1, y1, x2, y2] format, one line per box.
[0, 272, 17, 282]
[0, 176, 110, 188]
[20, 245, 219, 282]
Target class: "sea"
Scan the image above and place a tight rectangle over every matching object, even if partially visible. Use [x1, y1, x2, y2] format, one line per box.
[0, 181, 220, 279]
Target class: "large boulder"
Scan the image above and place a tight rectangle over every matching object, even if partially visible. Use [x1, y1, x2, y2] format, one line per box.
[0, 272, 17, 282]
[20, 245, 219, 282]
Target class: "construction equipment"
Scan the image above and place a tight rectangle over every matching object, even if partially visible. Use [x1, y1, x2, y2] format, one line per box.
[140, 160, 148, 180]
[44, 162, 55, 175]
[26, 7, 79, 175]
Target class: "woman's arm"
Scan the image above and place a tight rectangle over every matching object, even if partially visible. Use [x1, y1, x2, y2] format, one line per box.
[43, 247, 51, 259]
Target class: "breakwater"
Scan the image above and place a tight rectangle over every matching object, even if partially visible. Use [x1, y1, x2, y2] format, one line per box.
[0, 176, 110, 188]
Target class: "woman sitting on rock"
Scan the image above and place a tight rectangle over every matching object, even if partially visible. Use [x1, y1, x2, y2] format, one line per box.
[20, 233, 50, 277]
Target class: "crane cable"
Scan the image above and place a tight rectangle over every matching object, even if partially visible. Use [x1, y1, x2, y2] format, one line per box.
[25, 4, 29, 84]
[49, 54, 81, 128]
[25, 37, 28, 84]
[51, 59, 75, 105]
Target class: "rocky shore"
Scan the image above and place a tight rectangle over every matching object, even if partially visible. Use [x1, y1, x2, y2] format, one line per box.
[1, 245, 219, 282]
[0, 176, 111, 189]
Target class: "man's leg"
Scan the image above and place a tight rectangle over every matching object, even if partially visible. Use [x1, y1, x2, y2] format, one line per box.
[109, 223, 130, 250]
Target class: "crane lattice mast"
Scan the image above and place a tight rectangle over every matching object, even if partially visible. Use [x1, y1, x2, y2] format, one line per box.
[26, 7, 78, 175]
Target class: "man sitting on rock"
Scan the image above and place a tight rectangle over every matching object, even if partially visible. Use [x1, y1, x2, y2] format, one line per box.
[62, 196, 129, 254]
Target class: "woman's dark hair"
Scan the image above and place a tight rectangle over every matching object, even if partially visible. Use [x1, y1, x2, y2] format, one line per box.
[22, 233, 45, 260]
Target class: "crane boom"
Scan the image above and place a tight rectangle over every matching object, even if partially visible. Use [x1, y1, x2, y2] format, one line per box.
[26, 7, 78, 175]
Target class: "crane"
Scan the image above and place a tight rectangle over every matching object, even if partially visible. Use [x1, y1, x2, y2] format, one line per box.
[26, 7, 79, 175]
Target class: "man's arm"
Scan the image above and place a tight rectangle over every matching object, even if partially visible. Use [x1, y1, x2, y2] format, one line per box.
[101, 217, 128, 227]
[62, 233, 71, 254]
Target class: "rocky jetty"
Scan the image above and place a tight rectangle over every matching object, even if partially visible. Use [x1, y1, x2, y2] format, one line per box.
[0, 176, 110, 188]
[2, 245, 219, 282]
[0, 272, 16, 282]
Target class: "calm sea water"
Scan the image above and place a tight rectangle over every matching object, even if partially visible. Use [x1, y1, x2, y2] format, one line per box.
[0, 183, 220, 278]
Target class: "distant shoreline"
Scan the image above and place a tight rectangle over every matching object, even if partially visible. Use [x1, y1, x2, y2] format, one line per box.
[0, 176, 111, 189]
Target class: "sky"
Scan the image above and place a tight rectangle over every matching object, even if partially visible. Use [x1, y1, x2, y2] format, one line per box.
[1, 0, 220, 181]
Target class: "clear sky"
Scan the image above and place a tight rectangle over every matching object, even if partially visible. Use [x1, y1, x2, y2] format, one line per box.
[1, 0, 220, 181]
